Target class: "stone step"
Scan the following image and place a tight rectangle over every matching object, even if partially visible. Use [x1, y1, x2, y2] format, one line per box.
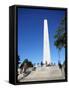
[24, 66, 62, 79]
[19, 65, 65, 82]
[36, 65, 60, 71]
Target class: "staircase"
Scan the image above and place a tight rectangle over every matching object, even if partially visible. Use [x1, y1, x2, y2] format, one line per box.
[19, 65, 65, 82]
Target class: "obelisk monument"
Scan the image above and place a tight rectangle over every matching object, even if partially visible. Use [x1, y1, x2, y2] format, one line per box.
[43, 19, 51, 64]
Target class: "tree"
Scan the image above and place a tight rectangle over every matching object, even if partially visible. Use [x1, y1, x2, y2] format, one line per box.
[17, 55, 21, 76]
[20, 59, 33, 69]
[28, 61, 33, 67]
[17, 55, 20, 68]
[54, 16, 66, 61]
[59, 16, 66, 47]
[54, 39, 62, 61]
[20, 59, 28, 69]
[54, 16, 66, 48]
[22, 59, 28, 65]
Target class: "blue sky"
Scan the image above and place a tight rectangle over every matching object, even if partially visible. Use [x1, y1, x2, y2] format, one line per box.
[18, 7, 65, 64]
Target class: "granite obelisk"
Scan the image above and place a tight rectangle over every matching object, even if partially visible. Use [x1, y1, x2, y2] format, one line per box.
[43, 19, 51, 64]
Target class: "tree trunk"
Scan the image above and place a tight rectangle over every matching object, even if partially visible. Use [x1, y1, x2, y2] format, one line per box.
[58, 49, 61, 61]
